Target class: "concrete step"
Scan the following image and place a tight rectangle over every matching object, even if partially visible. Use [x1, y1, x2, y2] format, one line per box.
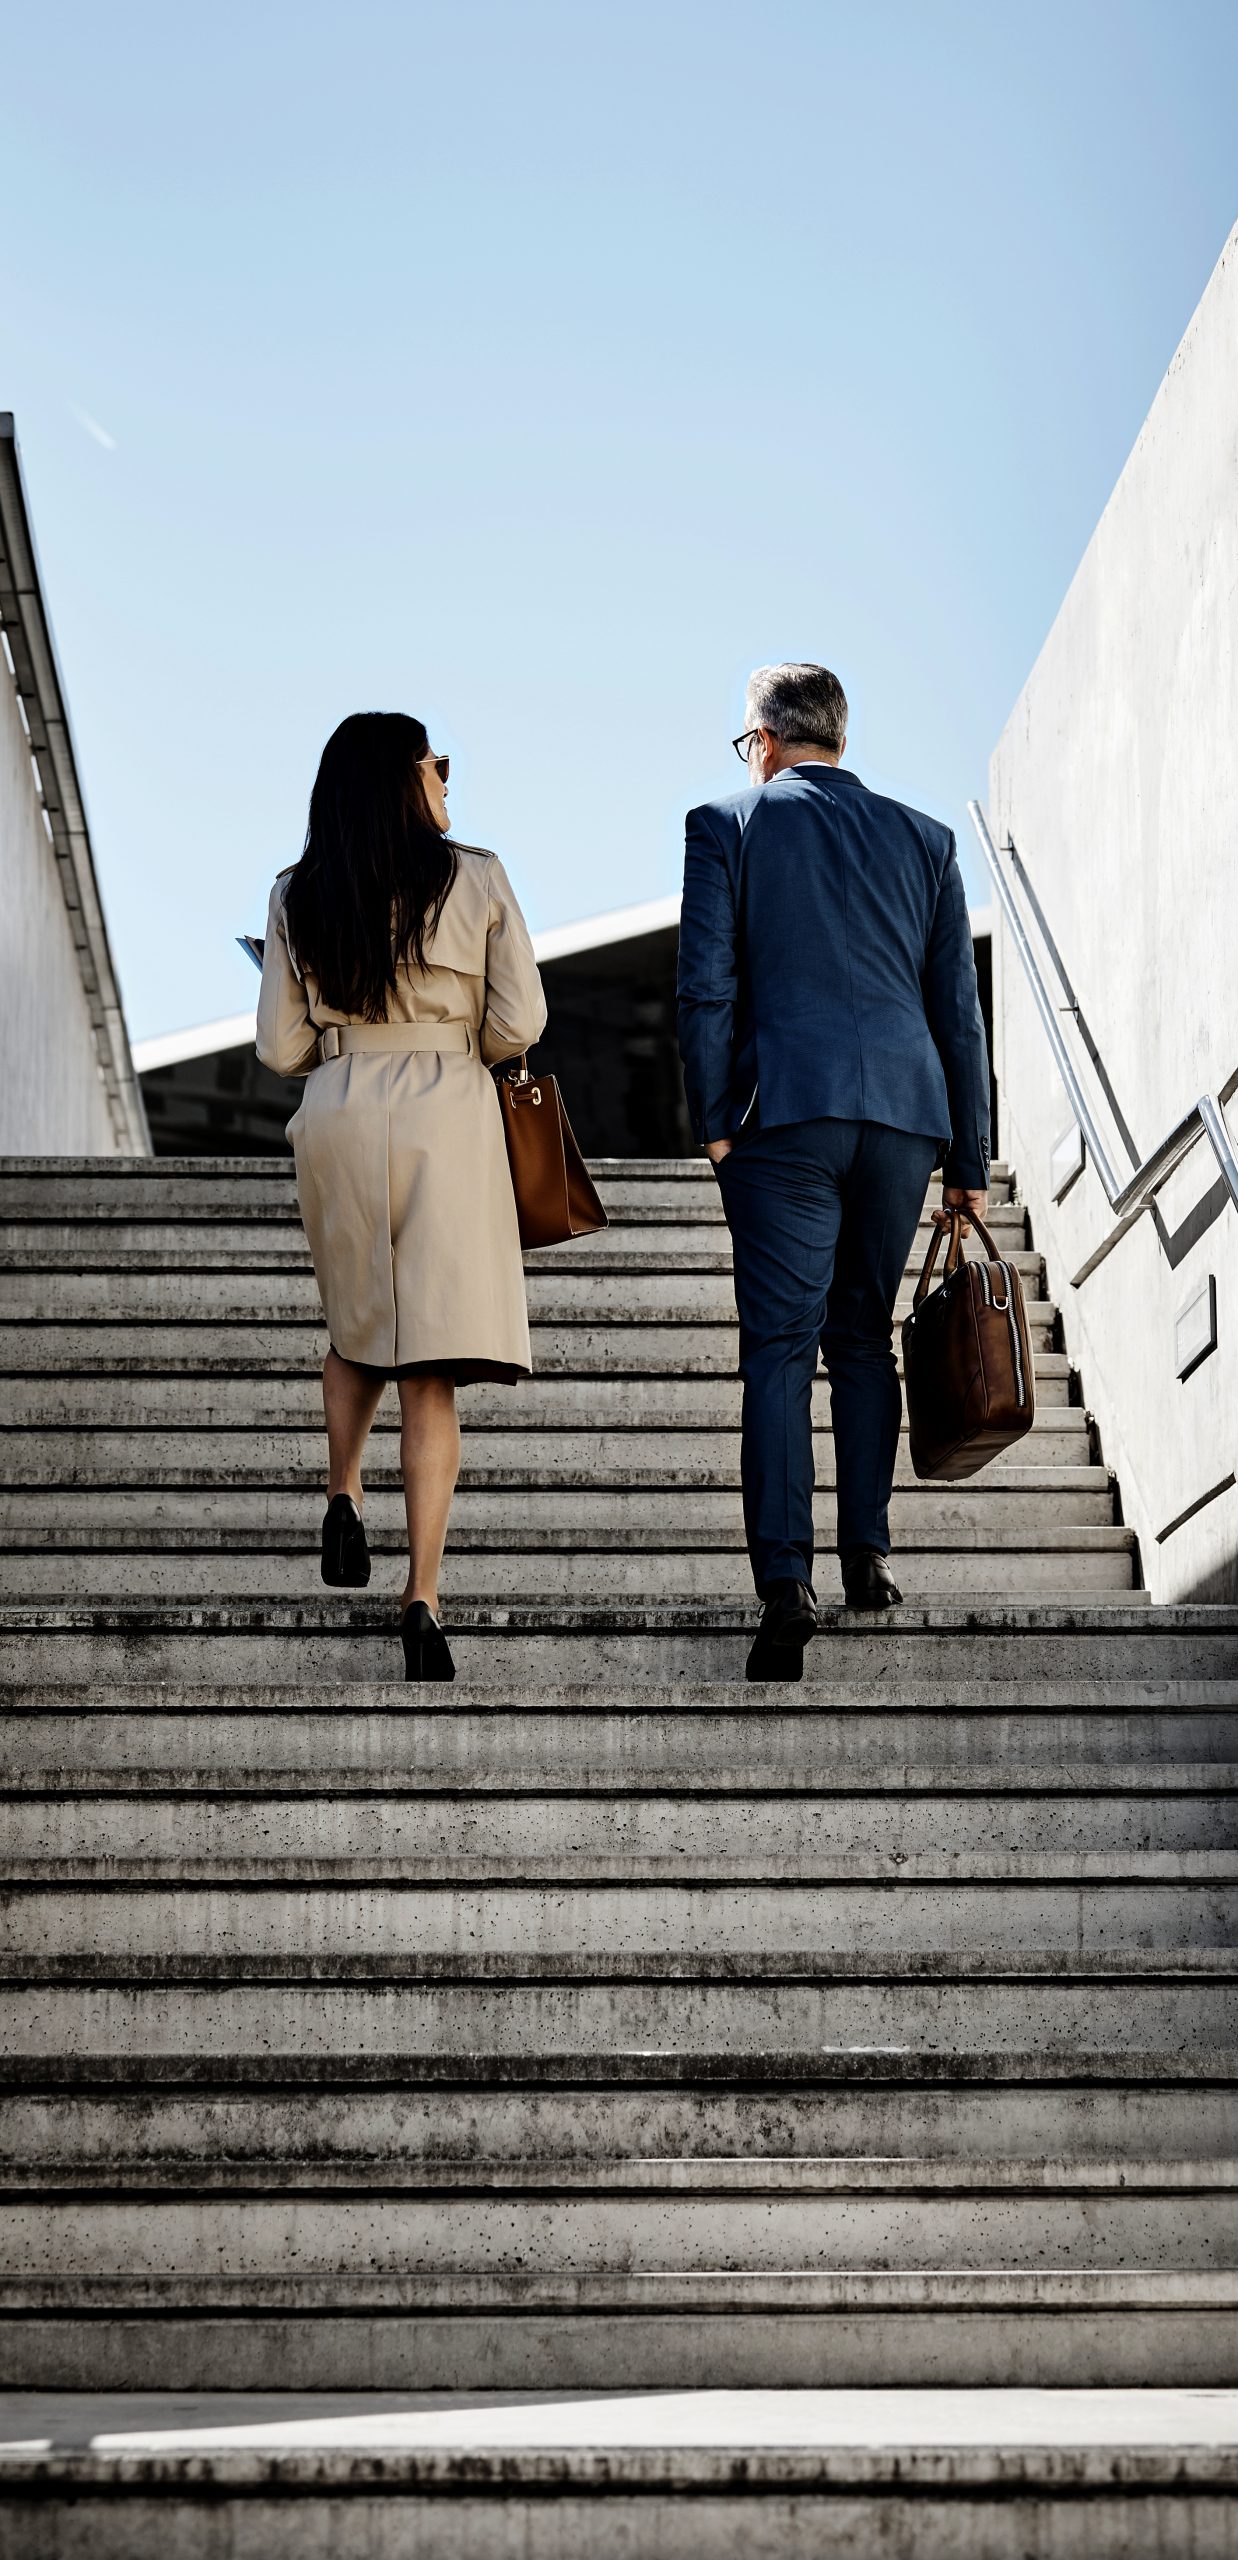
[8, 1599, 1217, 1688]
[0, 1313, 1066, 1379]
[0, 1203, 1031, 1264]
[5, 1688, 1237, 1788]
[12, 2269, 1234, 2310]
[0, 1152, 1014, 1196]
[5, 1240, 1041, 1282]
[3, 2278, 1237, 2395]
[0, 1263, 1047, 1322]
[5, 1971, 1237, 2070]
[0, 1183, 1025, 1232]
[9, 2273, 1227, 2314]
[0, 1531, 1140, 1604]
[0, 1368, 1076, 1446]
[5, 1872, 1233, 1964]
[0, 1479, 1117, 1541]
[5, 2084, 1236, 2176]
[7, 1789, 1234, 1865]
[0, 1495, 1130, 1556]
[8, 2188, 1238, 2276]
[5, 2014, 1234, 2082]
[11, 1673, 1230, 1706]
[9, 2153, 1238, 2198]
[0, 2410, 1232, 2555]
[0, 1416, 1087, 1494]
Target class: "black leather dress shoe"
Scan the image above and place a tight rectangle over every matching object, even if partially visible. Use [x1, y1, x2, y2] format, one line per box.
[321, 1493, 371, 1588]
[746, 1579, 818, 1682]
[840, 1547, 903, 1610]
[401, 1601, 456, 1683]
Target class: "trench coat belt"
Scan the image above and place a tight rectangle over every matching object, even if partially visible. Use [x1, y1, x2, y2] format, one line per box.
[317, 1021, 476, 1063]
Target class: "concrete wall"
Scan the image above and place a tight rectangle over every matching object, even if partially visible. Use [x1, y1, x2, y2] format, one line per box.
[989, 222, 1238, 1602]
[0, 637, 119, 1154]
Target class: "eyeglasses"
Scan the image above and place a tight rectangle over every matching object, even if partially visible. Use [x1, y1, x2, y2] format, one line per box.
[732, 730, 760, 763]
[421, 752, 450, 783]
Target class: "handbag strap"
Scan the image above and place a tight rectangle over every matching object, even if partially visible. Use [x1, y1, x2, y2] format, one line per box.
[958, 1208, 1003, 1263]
[912, 1206, 1006, 1308]
[912, 1211, 961, 1307]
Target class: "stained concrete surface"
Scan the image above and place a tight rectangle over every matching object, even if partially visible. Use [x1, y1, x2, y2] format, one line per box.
[4, 2386, 1238, 2459]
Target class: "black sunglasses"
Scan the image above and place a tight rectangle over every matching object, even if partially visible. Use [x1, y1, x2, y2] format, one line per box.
[422, 752, 450, 783]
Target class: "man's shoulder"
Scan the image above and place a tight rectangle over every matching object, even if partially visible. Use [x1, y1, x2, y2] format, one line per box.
[863, 781, 954, 860]
[687, 780, 765, 833]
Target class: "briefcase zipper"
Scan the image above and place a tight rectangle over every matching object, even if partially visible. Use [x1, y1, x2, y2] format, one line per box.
[974, 1257, 1028, 1409]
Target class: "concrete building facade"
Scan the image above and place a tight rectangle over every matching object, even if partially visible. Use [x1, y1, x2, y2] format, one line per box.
[986, 222, 1238, 1602]
[0, 417, 147, 1156]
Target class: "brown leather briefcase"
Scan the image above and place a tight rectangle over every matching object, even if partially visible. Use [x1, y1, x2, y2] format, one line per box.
[902, 1209, 1035, 1480]
[496, 1054, 609, 1250]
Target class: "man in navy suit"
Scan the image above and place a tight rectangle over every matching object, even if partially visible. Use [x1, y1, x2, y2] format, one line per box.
[677, 662, 990, 1680]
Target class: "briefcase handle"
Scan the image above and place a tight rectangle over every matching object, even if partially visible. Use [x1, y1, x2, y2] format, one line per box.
[912, 1207, 1005, 1308]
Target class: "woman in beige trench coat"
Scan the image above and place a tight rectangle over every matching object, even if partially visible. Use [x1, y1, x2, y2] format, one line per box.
[256, 711, 546, 1680]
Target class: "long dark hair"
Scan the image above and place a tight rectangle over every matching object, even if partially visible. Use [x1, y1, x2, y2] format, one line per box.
[282, 712, 460, 1020]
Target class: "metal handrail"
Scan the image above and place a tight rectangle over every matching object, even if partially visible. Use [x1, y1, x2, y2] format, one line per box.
[967, 801, 1238, 1278]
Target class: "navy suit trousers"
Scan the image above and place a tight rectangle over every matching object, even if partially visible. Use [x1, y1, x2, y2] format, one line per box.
[715, 1117, 938, 1596]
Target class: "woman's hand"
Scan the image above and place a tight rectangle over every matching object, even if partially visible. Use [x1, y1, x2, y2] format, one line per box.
[706, 1138, 733, 1166]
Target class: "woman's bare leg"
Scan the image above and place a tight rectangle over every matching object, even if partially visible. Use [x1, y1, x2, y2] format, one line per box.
[397, 1374, 460, 1614]
[322, 1349, 386, 1506]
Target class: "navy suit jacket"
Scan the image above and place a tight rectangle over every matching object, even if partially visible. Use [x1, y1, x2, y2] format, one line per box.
[676, 762, 991, 1190]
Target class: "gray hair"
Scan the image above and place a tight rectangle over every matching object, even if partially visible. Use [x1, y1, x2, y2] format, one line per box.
[745, 662, 848, 754]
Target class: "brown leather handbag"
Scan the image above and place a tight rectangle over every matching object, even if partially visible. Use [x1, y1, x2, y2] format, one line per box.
[495, 1055, 609, 1249]
[902, 1210, 1035, 1480]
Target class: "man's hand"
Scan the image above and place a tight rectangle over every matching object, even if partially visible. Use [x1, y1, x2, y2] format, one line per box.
[706, 1138, 733, 1165]
[934, 1185, 988, 1238]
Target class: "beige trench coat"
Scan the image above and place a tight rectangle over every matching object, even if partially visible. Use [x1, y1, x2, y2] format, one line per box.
[256, 850, 547, 1376]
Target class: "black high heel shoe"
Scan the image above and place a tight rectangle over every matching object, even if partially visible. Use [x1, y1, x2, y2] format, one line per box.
[321, 1494, 371, 1588]
[401, 1601, 455, 1682]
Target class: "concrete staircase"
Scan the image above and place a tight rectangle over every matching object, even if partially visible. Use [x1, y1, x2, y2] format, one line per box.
[0, 1153, 1140, 1628]
[0, 1152, 1236, 2545]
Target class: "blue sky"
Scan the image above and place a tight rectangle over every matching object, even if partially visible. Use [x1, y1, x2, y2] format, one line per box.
[2, 0, 1236, 1040]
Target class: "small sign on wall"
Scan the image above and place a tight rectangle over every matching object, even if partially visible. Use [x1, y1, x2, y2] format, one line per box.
[1051, 1121, 1085, 1202]
[1176, 1273, 1218, 1382]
